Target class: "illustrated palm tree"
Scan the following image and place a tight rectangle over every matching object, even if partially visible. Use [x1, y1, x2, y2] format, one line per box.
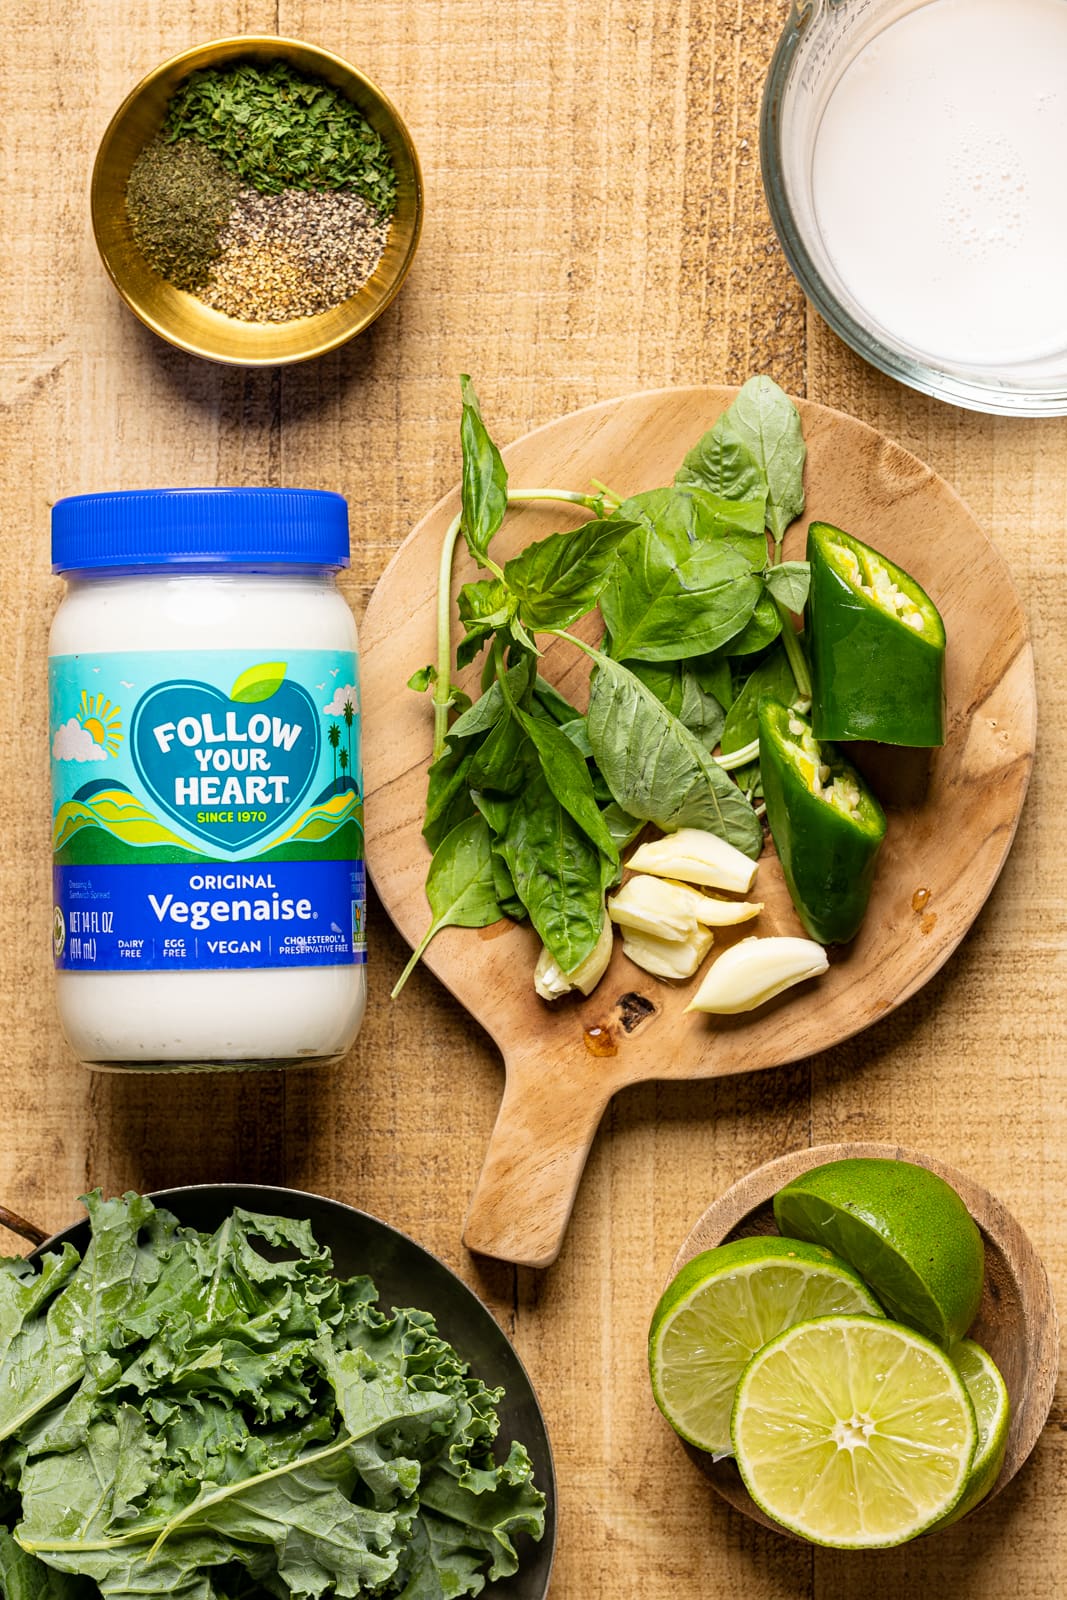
[339, 748, 349, 791]
[342, 698, 355, 780]
[328, 722, 341, 791]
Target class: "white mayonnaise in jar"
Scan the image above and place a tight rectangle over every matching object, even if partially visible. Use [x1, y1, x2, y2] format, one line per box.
[49, 488, 367, 1070]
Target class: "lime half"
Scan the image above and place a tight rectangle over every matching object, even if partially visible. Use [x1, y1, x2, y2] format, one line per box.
[773, 1158, 984, 1346]
[938, 1339, 1010, 1524]
[648, 1236, 883, 1453]
[732, 1314, 978, 1548]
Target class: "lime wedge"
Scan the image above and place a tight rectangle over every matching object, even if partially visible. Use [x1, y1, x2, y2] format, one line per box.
[732, 1314, 977, 1548]
[773, 1158, 984, 1346]
[937, 1339, 1010, 1523]
[648, 1236, 883, 1453]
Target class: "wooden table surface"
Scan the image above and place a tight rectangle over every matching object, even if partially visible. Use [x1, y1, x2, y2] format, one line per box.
[2, 3, 1064, 1596]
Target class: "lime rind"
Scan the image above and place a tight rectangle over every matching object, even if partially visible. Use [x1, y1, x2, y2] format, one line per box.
[936, 1339, 1010, 1524]
[731, 1313, 978, 1549]
[648, 1238, 884, 1453]
[773, 1159, 985, 1347]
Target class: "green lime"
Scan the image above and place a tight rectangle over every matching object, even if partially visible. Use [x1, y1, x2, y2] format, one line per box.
[937, 1339, 1010, 1524]
[731, 1314, 977, 1548]
[773, 1158, 984, 1346]
[648, 1236, 883, 1453]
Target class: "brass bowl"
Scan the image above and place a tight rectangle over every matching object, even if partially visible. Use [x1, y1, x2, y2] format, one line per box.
[91, 36, 424, 365]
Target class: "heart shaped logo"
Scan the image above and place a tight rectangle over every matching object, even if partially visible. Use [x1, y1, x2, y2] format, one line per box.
[129, 675, 321, 854]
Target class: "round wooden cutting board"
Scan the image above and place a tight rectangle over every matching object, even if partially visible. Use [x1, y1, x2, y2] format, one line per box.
[361, 387, 1035, 1269]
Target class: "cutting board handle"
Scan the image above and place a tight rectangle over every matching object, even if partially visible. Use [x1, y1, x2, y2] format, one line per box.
[463, 1050, 614, 1269]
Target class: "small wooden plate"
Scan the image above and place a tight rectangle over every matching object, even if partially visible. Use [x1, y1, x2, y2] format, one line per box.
[362, 388, 1036, 1268]
[667, 1142, 1059, 1535]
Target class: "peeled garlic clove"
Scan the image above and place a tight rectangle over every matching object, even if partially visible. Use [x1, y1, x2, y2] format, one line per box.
[534, 906, 615, 1000]
[608, 875, 701, 940]
[622, 925, 714, 981]
[687, 935, 828, 1014]
[627, 828, 759, 894]
[663, 881, 764, 926]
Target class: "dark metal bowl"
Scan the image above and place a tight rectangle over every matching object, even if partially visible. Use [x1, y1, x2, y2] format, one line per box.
[28, 1183, 556, 1599]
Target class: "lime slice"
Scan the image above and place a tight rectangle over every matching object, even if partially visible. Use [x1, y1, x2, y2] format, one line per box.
[648, 1236, 883, 1453]
[937, 1339, 1010, 1524]
[773, 1158, 984, 1346]
[732, 1314, 977, 1548]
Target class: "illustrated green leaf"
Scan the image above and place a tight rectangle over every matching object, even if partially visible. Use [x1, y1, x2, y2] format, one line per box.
[393, 815, 503, 996]
[601, 529, 761, 662]
[459, 377, 508, 565]
[229, 662, 287, 704]
[765, 560, 811, 614]
[586, 655, 762, 857]
[503, 518, 636, 630]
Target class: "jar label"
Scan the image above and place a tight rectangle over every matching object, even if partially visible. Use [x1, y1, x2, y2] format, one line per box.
[49, 649, 366, 973]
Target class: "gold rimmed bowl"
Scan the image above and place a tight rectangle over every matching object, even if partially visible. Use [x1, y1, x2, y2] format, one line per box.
[91, 36, 424, 365]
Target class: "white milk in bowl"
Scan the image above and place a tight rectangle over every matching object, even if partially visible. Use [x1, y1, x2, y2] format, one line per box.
[810, 0, 1067, 372]
[760, 0, 1067, 408]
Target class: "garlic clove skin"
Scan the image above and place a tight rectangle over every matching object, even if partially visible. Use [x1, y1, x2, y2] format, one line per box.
[621, 925, 714, 981]
[627, 828, 759, 894]
[687, 935, 828, 1014]
[534, 906, 615, 1000]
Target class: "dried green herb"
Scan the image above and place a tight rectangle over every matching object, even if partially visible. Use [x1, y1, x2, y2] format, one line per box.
[162, 61, 398, 215]
[125, 135, 241, 290]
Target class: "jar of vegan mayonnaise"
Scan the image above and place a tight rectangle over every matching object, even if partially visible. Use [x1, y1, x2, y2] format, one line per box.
[49, 488, 366, 1070]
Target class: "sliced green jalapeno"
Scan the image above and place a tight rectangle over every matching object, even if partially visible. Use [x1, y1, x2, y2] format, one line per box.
[759, 698, 887, 945]
[807, 522, 946, 747]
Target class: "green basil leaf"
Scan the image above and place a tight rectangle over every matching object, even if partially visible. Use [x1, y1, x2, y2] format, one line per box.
[726, 587, 782, 656]
[624, 660, 726, 751]
[504, 518, 636, 630]
[498, 773, 605, 971]
[449, 658, 533, 741]
[459, 376, 508, 565]
[600, 802, 644, 852]
[718, 376, 806, 543]
[765, 560, 811, 613]
[586, 655, 762, 857]
[393, 814, 503, 995]
[533, 676, 580, 726]
[601, 530, 761, 662]
[617, 486, 768, 569]
[423, 738, 478, 850]
[407, 664, 437, 693]
[720, 644, 796, 754]
[517, 711, 619, 863]
[675, 417, 767, 505]
[466, 712, 529, 794]
[691, 655, 736, 712]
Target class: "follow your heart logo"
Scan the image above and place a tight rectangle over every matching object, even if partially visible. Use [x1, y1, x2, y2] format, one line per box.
[129, 663, 322, 854]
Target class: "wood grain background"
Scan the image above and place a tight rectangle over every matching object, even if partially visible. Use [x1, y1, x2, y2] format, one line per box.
[1, 1, 1064, 1594]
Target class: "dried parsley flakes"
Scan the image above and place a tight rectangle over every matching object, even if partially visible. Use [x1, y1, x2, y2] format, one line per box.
[161, 61, 398, 216]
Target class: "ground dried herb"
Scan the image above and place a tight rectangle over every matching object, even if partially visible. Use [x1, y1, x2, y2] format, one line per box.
[161, 61, 398, 215]
[126, 136, 242, 290]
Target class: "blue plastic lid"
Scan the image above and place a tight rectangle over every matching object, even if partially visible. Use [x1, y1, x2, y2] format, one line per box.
[51, 488, 350, 573]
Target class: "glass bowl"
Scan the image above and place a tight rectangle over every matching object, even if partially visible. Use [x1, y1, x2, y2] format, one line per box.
[760, 0, 1067, 416]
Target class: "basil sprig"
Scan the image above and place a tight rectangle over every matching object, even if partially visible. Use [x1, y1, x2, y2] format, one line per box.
[398, 377, 809, 994]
